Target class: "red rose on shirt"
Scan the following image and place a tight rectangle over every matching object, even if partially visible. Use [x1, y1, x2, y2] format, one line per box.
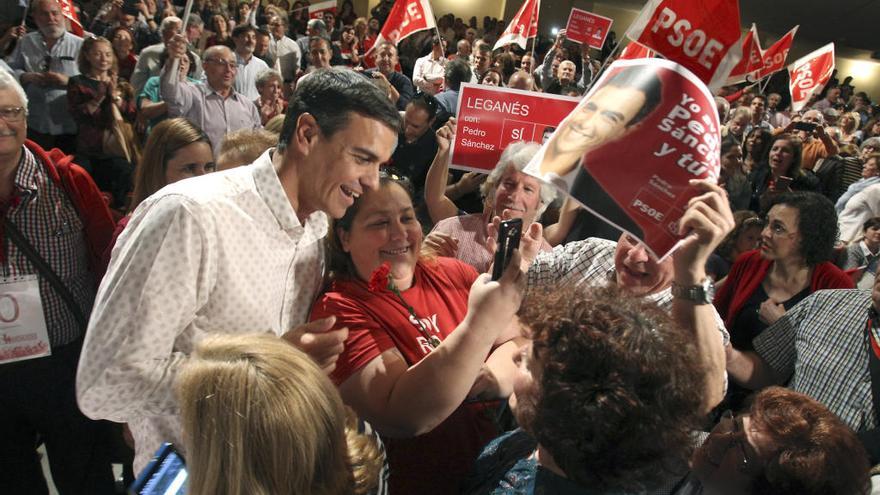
[368, 262, 391, 293]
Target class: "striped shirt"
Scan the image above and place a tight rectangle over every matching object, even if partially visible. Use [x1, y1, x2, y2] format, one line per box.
[754, 289, 877, 432]
[2, 146, 94, 346]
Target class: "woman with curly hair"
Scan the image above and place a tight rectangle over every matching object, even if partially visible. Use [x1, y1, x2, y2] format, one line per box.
[464, 287, 707, 494]
[690, 387, 870, 495]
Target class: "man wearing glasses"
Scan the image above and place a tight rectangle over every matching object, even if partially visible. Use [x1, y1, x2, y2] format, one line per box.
[266, 13, 301, 93]
[161, 35, 261, 156]
[7, 0, 82, 154]
[0, 70, 116, 493]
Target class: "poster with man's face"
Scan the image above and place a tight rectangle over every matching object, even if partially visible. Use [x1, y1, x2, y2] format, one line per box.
[524, 58, 721, 259]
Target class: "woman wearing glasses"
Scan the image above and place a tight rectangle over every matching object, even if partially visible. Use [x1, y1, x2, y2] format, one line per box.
[310, 173, 525, 494]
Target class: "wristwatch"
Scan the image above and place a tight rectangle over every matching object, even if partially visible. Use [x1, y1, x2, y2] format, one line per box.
[671, 277, 715, 305]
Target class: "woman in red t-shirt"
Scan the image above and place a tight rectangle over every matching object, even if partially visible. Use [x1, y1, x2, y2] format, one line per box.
[310, 174, 524, 494]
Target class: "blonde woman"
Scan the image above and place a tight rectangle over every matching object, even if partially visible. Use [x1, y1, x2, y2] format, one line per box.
[177, 333, 385, 495]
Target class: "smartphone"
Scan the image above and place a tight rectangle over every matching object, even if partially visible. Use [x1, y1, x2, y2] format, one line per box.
[491, 218, 522, 281]
[776, 175, 793, 190]
[792, 121, 817, 132]
[129, 443, 188, 495]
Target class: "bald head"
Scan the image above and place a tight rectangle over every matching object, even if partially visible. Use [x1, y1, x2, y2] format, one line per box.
[507, 70, 534, 91]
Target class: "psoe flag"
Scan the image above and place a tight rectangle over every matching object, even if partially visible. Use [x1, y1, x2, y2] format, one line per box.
[788, 43, 835, 112]
[308, 0, 337, 20]
[618, 42, 655, 61]
[626, 0, 742, 89]
[366, 0, 437, 55]
[755, 25, 799, 79]
[493, 0, 539, 51]
[726, 24, 762, 84]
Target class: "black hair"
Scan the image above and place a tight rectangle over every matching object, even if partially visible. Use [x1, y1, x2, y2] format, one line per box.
[444, 59, 472, 91]
[864, 217, 880, 232]
[278, 68, 401, 152]
[764, 191, 839, 266]
[408, 93, 439, 121]
[604, 64, 663, 127]
[308, 36, 331, 52]
[232, 24, 255, 38]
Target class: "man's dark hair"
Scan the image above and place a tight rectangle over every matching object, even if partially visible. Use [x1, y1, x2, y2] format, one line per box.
[604, 65, 663, 127]
[864, 217, 880, 232]
[308, 36, 331, 52]
[408, 93, 439, 121]
[232, 24, 255, 38]
[752, 94, 767, 104]
[764, 191, 838, 266]
[476, 42, 491, 55]
[278, 69, 401, 152]
[444, 59, 472, 91]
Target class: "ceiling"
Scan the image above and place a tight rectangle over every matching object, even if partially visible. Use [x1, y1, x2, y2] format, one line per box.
[600, 0, 879, 55]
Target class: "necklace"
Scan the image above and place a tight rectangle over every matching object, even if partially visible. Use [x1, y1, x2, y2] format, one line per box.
[368, 262, 441, 350]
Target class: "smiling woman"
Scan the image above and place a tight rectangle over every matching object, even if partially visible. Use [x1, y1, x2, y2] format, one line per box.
[310, 175, 525, 493]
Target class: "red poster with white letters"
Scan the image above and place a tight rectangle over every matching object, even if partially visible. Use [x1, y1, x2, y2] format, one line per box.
[524, 59, 721, 260]
[565, 8, 614, 50]
[788, 43, 835, 112]
[449, 84, 580, 173]
[626, 0, 742, 89]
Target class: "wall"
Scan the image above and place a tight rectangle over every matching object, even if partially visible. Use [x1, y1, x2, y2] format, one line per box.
[367, 0, 507, 23]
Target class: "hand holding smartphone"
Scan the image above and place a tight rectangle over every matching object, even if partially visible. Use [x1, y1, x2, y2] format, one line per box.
[491, 219, 522, 281]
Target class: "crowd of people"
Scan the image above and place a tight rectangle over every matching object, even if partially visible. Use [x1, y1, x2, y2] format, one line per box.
[0, 0, 879, 494]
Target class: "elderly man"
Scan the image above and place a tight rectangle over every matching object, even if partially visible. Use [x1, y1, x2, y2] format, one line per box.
[160, 36, 260, 155]
[412, 36, 448, 95]
[77, 69, 401, 473]
[451, 39, 471, 61]
[130, 16, 204, 93]
[777, 109, 838, 171]
[7, 0, 82, 153]
[838, 152, 880, 243]
[231, 24, 269, 100]
[365, 42, 414, 111]
[0, 70, 116, 493]
[507, 70, 534, 91]
[766, 92, 790, 128]
[266, 13, 301, 91]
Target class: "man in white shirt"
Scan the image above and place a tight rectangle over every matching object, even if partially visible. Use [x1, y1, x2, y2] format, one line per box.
[231, 24, 269, 100]
[76, 69, 401, 472]
[412, 36, 447, 95]
[266, 13, 301, 91]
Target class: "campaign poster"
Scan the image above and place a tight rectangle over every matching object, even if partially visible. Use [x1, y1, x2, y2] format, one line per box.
[450, 84, 580, 173]
[523, 58, 721, 260]
[565, 8, 613, 50]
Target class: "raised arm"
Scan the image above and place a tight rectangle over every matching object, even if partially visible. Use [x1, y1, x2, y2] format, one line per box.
[424, 118, 461, 223]
[670, 180, 735, 413]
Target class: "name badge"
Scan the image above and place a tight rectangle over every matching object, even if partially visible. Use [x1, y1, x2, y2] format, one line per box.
[0, 275, 51, 364]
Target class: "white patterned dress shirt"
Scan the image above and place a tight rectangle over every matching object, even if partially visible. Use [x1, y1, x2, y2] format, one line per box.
[76, 150, 328, 471]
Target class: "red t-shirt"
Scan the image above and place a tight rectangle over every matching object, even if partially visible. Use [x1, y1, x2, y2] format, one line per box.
[310, 257, 500, 494]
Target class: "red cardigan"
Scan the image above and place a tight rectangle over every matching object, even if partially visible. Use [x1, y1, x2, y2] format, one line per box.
[714, 250, 855, 328]
[24, 140, 115, 280]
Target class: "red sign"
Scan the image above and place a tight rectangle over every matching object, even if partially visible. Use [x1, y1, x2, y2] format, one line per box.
[565, 8, 613, 50]
[494, 0, 540, 51]
[524, 59, 721, 260]
[755, 26, 798, 79]
[58, 0, 83, 36]
[449, 84, 579, 173]
[726, 24, 763, 83]
[619, 42, 655, 60]
[308, 0, 337, 19]
[366, 0, 437, 55]
[788, 43, 835, 112]
[627, 0, 742, 88]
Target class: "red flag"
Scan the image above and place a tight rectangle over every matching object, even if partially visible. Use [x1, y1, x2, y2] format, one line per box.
[625, 0, 742, 88]
[788, 42, 834, 112]
[366, 0, 437, 55]
[57, 0, 83, 36]
[755, 26, 798, 79]
[308, 0, 336, 20]
[726, 24, 762, 83]
[618, 42, 655, 60]
[493, 0, 540, 51]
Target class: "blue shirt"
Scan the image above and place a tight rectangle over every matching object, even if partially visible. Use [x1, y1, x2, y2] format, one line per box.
[7, 30, 83, 135]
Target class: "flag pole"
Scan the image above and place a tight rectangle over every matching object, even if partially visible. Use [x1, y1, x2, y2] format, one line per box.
[529, 0, 540, 62]
[19, 0, 30, 28]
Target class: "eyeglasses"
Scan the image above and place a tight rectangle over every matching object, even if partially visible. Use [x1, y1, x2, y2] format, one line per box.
[205, 58, 237, 69]
[759, 217, 796, 237]
[705, 410, 756, 473]
[0, 107, 27, 123]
